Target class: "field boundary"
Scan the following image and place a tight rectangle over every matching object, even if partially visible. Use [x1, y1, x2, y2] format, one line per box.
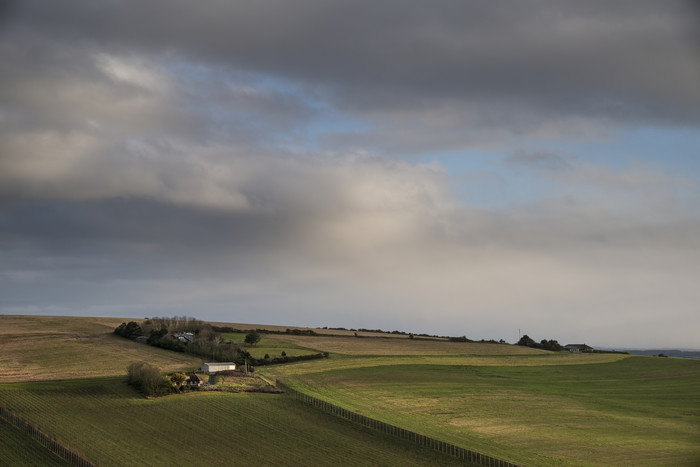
[0, 402, 94, 467]
[276, 380, 520, 467]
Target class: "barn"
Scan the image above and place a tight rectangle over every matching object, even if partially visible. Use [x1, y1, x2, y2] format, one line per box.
[200, 362, 237, 373]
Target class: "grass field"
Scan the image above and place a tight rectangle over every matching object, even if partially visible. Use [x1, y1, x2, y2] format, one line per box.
[261, 356, 700, 466]
[0, 377, 471, 467]
[0, 417, 70, 466]
[271, 334, 549, 356]
[221, 332, 320, 359]
[0, 315, 202, 381]
[259, 352, 629, 380]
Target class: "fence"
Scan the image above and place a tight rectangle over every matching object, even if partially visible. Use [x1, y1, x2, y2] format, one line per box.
[277, 380, 521, 467]
[0, 403, 94, 467]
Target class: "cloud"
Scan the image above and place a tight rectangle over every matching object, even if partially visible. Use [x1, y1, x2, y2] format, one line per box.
[2, 0, 700, 348]
[5, 0, 700, 154]
[2, 149, 699, 347]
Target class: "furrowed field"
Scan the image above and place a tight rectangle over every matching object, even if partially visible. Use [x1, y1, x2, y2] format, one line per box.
[0, 377, 468, 466]
[0, 417, 70, 466]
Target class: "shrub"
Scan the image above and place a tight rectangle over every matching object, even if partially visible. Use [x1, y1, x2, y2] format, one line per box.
[126, 362, 170, 397]
[252, 352, 327, 366]
[449, 336, 470, 342]
[114, 321, 143, 338]
[170, 372, 187, 389]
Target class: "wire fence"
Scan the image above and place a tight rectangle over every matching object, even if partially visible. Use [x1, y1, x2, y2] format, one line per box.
[277, 380, 521, 467]
[0, 403, 94, 467]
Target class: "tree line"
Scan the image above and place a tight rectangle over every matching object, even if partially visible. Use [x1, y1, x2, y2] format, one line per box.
[516, 334, 564, 351]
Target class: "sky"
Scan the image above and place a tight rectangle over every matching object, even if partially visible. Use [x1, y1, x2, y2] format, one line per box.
[1, 1, 700, 348]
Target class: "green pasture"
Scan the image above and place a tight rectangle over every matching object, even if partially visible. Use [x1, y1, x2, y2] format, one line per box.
[259, 352, 629, 379]
[272, 334, 548, 356]
[263, 356, 700, 466]
[0, 378, 470, 467]
[0, 417, 70, 466]
[221, 332, 321, 359]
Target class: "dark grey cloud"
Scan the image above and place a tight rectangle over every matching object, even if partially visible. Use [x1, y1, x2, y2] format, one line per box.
[6, 0, 700, 153]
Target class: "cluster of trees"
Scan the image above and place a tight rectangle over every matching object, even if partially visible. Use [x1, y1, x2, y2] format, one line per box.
[115, 317, 251, 365]
[212, 326, 320, 337]
[517, 335, 564, 351]
[126, 363, 199, 397]
[126, 362, 171, 397]
[146, 316, 205, 334]
[154, 327, 248, 363]
[114, 321, 143, 339]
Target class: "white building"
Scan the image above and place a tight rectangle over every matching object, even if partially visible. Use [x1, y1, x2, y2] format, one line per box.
[201, 362, 237, 373]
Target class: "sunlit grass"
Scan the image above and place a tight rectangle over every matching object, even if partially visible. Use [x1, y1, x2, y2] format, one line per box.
[261, 357, 700, 466]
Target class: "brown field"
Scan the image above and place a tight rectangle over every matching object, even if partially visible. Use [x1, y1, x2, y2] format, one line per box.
[209, 321, 446, 339]
[0, 315, 202, 382]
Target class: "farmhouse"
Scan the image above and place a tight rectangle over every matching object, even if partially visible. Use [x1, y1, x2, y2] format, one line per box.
[173, 332, 195, 342]
[201, 362, 237, 373]
[564, 344, 593, 353]
[184, 374, 202, 387]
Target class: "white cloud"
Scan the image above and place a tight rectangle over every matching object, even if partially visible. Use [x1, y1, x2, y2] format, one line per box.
[95, 53, 169, 92]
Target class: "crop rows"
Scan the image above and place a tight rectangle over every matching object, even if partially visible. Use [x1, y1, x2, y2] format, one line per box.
[0, 377, 467, 466]
[0, 416, 71, 466]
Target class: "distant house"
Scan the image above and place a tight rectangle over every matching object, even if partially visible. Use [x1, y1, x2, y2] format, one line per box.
[173, 332, 195, 343]
[184, 374, 202, 387]
[201, 362, 237, 373]
[564, 344, 593, 353]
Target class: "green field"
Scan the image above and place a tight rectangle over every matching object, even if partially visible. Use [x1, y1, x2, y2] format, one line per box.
[222, 332, 320, 359]
[260, 355, 700, 466]
[0, 377, 469, 467]
[0, 417, 70, 466]
[272, 334, 549, 356]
